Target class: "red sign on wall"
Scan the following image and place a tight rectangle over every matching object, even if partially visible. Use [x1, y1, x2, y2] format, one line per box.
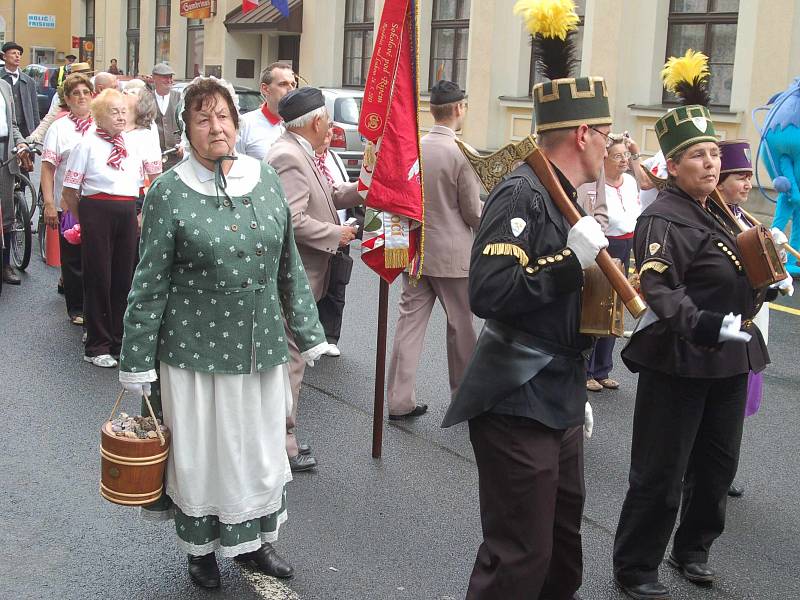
[71, 36, 80, 48]
[180, 0, 212, 19]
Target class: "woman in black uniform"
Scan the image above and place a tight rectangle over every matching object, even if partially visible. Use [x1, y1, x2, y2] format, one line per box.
[612, 102, 770, 600]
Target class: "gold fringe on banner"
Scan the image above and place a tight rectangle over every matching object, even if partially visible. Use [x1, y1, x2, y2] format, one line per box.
[483, 243, 530, 267]
[385, 247, 410, 269]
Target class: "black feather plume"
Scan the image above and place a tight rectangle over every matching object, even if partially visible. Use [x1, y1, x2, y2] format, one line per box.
[674, 77, 711, 107]
[533, 30, 578, 80]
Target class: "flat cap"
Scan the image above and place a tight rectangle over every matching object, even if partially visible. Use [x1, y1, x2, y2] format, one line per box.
[278, 87, 325, 123]
[2, 42, 23, 54]
[152, 62, 175, 76]
[430, 80, 464, 105]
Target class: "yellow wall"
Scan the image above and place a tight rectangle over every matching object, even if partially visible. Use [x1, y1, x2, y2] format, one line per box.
[0, 0, 73, 65]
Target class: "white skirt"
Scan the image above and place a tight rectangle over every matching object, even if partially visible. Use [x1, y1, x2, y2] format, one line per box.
[159, 361, 293, 523]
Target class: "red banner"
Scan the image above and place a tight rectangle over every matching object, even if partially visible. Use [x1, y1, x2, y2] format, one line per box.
[357, 0, 423, 282]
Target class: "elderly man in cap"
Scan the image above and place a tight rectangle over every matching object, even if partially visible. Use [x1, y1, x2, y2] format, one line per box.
[267, 86, 361, 472]
[237, 62, 296, 160]
[0, 42, 39, 140]
[385, 80, 482, 420]
[0, 73, 24, 285]
[151, 62, 183, 171]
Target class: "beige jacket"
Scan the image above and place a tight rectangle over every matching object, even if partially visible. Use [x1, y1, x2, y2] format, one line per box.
[267, 131, 362, 300]
[420, 125, 482, 277]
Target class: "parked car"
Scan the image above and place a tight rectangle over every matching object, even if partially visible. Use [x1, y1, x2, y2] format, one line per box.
[22, 64, 59, 119]
[172, 81, 262, 114]
[321, 88, 365, 182]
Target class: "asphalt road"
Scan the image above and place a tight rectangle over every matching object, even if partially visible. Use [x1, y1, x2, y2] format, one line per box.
[1, 217, 799, 599]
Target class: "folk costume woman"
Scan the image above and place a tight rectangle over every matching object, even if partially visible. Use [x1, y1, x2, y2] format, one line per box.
[62, 88, 157, 368]
[41, 73, 95, 326]
[716, 139, 793, 498]
[613, 52, 771, 599]
[117, 78, 326, 589]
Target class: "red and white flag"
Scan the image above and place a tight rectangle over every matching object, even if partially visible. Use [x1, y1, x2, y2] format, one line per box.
[242, 0, 259, 14]
[358, 0, 423, 283]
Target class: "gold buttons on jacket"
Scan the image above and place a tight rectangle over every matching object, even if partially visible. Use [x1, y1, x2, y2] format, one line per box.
[537, 258, 547, 266]
[563, 249, 572, 256]
[546, 256, 555, 263]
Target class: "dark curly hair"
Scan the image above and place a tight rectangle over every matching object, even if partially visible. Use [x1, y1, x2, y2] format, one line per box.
[181, 79, 239, 143]
[60, 73, 94, 109]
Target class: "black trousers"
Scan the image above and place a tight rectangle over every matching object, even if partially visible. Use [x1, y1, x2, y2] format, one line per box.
[79, 198, 138, 357]
[58, 212, 83, 317]
[613, 368, 747, 585]
[467, 414, 584, 600]
[316, 246, 352, 344]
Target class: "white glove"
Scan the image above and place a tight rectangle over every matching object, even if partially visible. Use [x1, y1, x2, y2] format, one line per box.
[584, 402, 594, 439]
[717, 313, 752, 343]
[772, 275, 795, 297]
[122, 382, 152, 397]
[302, 342, 330, 367]
[567, 216, 609, 269]
[771, 227, 789, 247]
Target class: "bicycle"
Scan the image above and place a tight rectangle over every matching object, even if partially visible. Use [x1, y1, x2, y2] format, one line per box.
[1, 141, 41, 271]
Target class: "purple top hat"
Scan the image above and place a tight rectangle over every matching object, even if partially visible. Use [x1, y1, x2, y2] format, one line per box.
[719, 139, 753, 174]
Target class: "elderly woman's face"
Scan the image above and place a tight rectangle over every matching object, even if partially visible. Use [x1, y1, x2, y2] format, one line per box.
[604, 142, 629, 176]
[188, 93, 237, 159]
[97, 99, 128, 135]
[65, 84, 92, 116]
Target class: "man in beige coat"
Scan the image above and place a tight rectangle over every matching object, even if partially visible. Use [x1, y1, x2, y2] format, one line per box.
[267, 87, 361, 470]
[386, 80, 482, 419]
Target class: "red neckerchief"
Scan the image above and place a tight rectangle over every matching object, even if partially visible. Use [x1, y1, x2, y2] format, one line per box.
[96, 129, 127, 169]
[261, 103, 281, 126]
[69, 113, 93, 135]
[315, 151, 335, 186]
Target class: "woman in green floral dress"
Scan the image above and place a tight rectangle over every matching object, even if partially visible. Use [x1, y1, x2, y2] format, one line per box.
[118, 78, 328, 589]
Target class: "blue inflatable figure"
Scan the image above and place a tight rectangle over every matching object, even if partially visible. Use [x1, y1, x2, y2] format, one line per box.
[760, 77, 800, 275]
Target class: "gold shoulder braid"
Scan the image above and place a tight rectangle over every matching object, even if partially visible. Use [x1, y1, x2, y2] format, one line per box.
[639, 259, 669, 275]
[483, 243, 530, 267]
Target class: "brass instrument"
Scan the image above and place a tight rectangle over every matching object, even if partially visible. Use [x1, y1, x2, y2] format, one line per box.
[456, 135, 647, 319]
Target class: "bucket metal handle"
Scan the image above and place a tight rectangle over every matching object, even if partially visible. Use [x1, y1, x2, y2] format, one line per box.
[108, 389, 167, 447]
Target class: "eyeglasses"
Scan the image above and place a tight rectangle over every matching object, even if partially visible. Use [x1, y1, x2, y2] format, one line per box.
[589, 126, 613, 145]
[610, 151, 632, 162]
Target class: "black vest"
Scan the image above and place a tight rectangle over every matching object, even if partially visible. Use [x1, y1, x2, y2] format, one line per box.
[5, 75, 28, 138]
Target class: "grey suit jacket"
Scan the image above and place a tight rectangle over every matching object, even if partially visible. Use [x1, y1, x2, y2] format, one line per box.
[266, 131, 362, 300]
[0, 79, 23, 176]
[0, 68, 40, 136]
[420, 125, 482, 278]
[155, 89, 181, 151]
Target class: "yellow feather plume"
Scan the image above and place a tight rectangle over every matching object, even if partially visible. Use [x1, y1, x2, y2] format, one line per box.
[513, 0, 580, 40]
[661, 49, 710, 93]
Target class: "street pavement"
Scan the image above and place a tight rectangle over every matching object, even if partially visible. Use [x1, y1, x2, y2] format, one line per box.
[2, 220, 799, 599]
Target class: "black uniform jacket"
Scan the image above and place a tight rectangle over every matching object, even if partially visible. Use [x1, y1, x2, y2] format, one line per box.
[621, 184, 769, 378]
[442, 162, 590, 429]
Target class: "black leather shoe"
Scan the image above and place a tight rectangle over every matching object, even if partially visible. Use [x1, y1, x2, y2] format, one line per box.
[298, 443, 312, 456]
[389, 404, 428, 420]
[666, 555, 715, 585]
[235, 543, 294, 579]
[187, 553, 220, 589]
[615, 578, 670, 599]
[3, 265, 20, 285]
[728, 483, 745, 497]
[289, 453, 317, 472]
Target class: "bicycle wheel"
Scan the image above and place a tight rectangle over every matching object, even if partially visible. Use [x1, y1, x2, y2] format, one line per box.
[36, 188, 47, 262]
[10, 188, 32, 270]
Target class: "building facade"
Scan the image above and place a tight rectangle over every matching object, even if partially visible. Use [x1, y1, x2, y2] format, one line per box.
[0, 1, 75, 65]
[73, 0, 800, 198]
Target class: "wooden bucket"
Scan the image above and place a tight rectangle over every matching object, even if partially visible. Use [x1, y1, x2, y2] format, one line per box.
[100, 390, 171, 506]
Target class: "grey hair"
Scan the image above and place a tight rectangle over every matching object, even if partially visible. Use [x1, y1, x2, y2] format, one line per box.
[284, 105, 327, 130]
[134, 89, 158, 128]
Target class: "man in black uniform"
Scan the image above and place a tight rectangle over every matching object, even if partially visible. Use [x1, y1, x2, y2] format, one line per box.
[612, 103, 770, 600]
[442, 74, 612, 598]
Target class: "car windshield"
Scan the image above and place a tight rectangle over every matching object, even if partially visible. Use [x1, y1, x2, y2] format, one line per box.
[334, 97, 362, 125]
[237, 91, 262, 114]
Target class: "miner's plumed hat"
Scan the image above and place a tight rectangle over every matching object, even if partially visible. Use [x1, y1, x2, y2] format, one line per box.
[1, 42, 23, 54]
[430, 80, 465, 105]
[278, 87, 326, 123]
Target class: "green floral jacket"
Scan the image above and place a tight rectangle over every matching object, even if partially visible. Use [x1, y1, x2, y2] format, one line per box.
[119, 161, 324, 379]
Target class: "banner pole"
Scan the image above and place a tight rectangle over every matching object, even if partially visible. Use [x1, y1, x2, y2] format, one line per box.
[372, 278, 389, 458]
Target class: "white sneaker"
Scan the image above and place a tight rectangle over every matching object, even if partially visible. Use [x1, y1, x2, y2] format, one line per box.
[84, 354, 118, 368]
[324, 344, 341, 357]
